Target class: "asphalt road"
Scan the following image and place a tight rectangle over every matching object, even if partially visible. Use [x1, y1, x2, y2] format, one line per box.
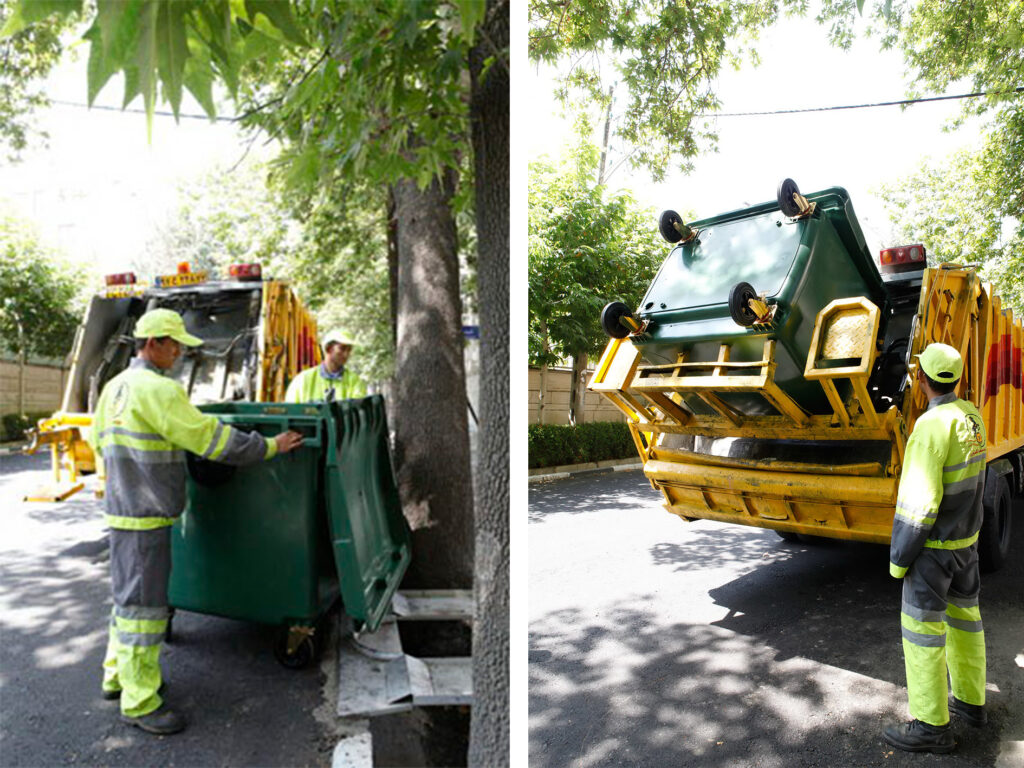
[529, 469, 1024, 768]
[0, 452, 337, 768]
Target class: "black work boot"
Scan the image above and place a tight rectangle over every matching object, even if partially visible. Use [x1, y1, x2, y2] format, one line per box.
[121, 707, 186, 735]
[949, 697, 987, 727]
[884, 719, 955, 754]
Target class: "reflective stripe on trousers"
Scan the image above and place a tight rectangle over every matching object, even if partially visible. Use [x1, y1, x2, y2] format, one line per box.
[103, 526, 171, 717]
[901, 546, 985, 726]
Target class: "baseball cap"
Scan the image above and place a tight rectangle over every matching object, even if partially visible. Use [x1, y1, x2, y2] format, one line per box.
[134, 309, 203, 347]
[321, 329, 356, 348]
[917, 343, 963, 383]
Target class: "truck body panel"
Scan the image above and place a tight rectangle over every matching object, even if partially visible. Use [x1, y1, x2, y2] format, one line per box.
[590, 188, 1023, 555]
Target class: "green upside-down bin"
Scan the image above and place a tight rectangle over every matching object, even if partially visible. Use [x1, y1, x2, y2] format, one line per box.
[167, 395, 411, 668]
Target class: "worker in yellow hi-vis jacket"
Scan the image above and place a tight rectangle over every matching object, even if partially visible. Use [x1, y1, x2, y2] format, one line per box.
[285, 329, 366, 402]
[884, 343, 988, 754]
[90, 308, 304, 736]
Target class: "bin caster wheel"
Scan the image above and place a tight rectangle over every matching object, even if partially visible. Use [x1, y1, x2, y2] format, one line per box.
[728, 282, 759, 327]
[777, 178, 802, 217]
[274, 627, 316, 670]
[601, 301, 635, 339]
[659, 210, 688, 243]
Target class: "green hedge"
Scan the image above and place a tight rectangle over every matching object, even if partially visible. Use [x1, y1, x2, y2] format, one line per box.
[1, 412, 51, 443]
[528, 421, 637, 469]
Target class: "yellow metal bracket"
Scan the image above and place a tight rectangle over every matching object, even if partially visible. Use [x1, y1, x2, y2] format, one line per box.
[804, 297, 882, 427]
[22, 416, 94, 502]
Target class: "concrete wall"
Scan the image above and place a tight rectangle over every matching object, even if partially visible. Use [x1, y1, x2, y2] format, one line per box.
[0, 360, 68, 417]
[528, 366, 626, 425]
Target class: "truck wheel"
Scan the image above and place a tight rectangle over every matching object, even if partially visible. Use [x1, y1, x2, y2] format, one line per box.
[978, 474, 1012, 573]
[728, 282, 758, 327]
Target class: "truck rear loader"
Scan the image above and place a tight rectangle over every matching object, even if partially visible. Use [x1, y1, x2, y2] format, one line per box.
[589, 180, 1021, 571]
[24, 262, 321, 500]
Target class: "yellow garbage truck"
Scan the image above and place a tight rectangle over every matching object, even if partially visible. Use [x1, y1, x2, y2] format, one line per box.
[25, 262, 320, 500]
[589, 180, 1021, 571]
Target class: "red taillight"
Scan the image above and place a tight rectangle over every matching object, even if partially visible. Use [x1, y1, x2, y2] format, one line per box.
[879, 244, 927, 274]
[104, 272, 136, 286]
[228, 263, 262, 280]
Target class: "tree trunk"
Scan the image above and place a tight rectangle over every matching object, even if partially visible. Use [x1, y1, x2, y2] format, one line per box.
[391, 168, 474, 589]
[467, 0, 509, 764]
[386, 188, 399, 350]
[16, 318, 25, 416]
[537, 319, 550, 424]
[568, 352, 588, 425]
[537, 362, 548, 424]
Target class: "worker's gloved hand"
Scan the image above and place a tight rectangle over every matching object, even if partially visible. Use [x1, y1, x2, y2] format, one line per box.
[274, 430, 305, 454]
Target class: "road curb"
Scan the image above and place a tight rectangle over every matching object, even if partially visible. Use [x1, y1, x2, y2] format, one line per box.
[528, 460, 642, 483]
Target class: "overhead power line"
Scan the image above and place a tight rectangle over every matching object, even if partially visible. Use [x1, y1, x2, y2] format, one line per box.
[49, 85, 1023, 122]
[48, 98, 236, 122]
[711, 86, 1024, 117]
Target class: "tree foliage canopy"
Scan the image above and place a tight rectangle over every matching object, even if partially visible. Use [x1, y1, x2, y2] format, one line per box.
[528, 0, 801, 181]
[0, 213, 83, 360]
[529, 140, 665, 366]
[0, 0, 75, 160]
[876, 149, 1023, 315]
[820, 0, 1024, 224]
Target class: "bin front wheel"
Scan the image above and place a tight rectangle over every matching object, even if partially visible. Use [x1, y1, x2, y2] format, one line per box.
[274, 626, 316, 669]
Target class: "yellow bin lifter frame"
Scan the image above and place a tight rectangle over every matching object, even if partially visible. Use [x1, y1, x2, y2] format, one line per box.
[588, 265, 1024, 544]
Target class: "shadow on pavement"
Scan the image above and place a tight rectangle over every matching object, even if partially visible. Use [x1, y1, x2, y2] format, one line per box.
[1, 453, 331, 768]
[528, 471, 661, 524]
[530, 502, 1024, 767]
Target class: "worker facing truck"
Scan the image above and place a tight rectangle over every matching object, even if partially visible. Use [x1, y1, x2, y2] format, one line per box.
[90, 308, 304, 735]
[884, 343, 988, 754]
[284, 329, 366, 402]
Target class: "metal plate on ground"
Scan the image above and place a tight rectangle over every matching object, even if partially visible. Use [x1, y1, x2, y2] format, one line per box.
[391, 589, 474, 621]
[337, 620, 412, 717]
[336, 590, 475, 717]
[406, 657, 473, 706]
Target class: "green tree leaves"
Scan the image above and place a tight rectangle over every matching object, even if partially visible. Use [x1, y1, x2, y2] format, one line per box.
[529, 0, 801, 181]
[0, 214, 84, 360]
[0, 0, 76, 160]
[876, 149, 1023, 314]
[529, 141, 665, 366]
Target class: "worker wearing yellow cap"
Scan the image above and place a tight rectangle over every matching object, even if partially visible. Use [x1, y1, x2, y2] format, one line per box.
[90, 308, 304, 735]
[284, 329, 366, 402]
[884, 343, 988, 754]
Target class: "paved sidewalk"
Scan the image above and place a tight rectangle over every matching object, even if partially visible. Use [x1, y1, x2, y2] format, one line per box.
[528, 457, 642, 483]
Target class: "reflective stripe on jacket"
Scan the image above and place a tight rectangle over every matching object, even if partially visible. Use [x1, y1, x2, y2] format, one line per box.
[890, 392, 987, 577]
[91, 358, 278, 529]
[284, 364, 366, 403]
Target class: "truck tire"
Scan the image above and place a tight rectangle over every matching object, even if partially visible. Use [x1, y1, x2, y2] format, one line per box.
[978, 473, 1012, 573]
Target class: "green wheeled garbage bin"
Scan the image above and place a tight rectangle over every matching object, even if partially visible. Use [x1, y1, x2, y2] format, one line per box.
[167, 395, 411, 668]
[636, 185, 889, 416]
